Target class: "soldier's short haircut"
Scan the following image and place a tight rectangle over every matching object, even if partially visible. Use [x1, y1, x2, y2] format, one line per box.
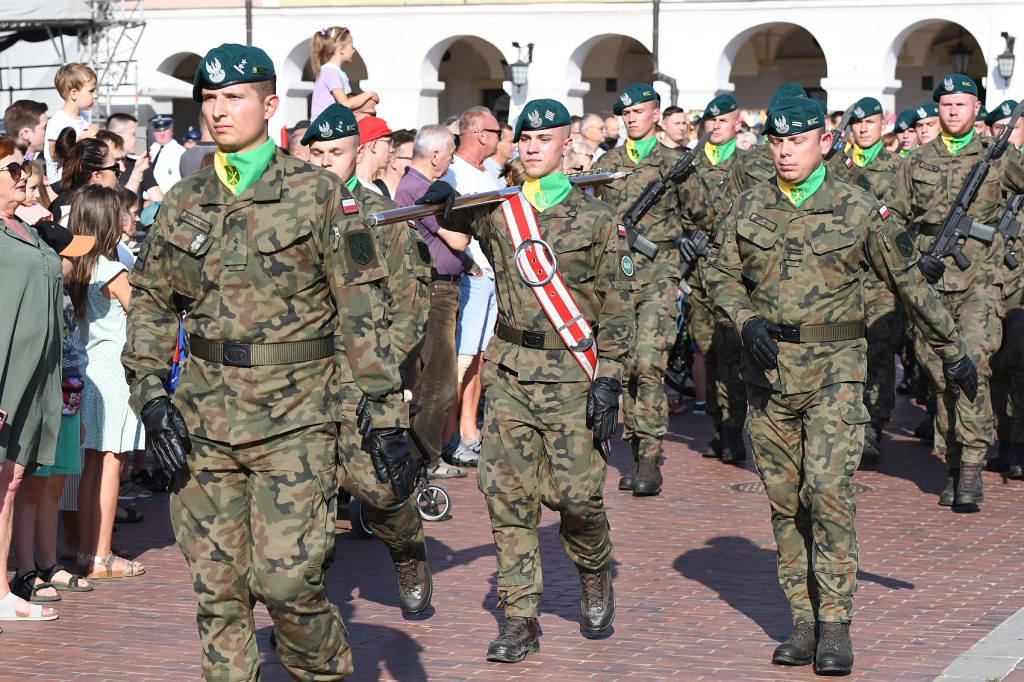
[412, 124, 453, 160]
[105, 112, 137, 135]
[662, 106, 685, 119]
[458, 106, 493, 136]
[251, 76, 277, 101]
[2, 100, 46, 137]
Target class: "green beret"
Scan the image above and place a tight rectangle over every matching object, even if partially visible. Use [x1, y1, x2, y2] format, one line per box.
[301, 104, 358, 146]
[985, 100, 1017, 126]
[850, 97, 882, 122]
[894, 108, 920, 132]
[613, 83, 660, 116]
[915, 102, 939, 119]
[193, 43, 275, 103]
[810, 98, 829, 117]
[513, 99, 571, 143]
[932, 73, 978, 101]
[768, 83, 807, 111]
[978, 105, 989, 120]
[764, 97, 825, 137]
[704, 94, 737, 118]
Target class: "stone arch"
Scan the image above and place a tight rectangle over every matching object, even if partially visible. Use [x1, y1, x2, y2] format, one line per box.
[423, 36, 508, 123]
[718, 23, 828, 107]
[157, 52, 201, 83]
[888, 20, 987, 111]
[568, 34, 653, 115]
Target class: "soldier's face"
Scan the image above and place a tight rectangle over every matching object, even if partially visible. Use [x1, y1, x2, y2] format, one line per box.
[896, 127, 918, 150]
[851, 113, 883, 148]
[938, 94, 980, 137]
[518, 127, 572, 180]
[768, 129, 830, 184]
[309, 136, 358, 181]
[704, 111, 739, 145]
[202, 83, 280, 154]
[661, 113, 689, 144]
[621, 101, 659, 141]
[915, 117, 941, 144]
[992, 117, 1024, 149]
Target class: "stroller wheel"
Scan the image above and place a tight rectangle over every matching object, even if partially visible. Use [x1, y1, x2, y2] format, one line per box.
[417, 484, 452, 521]
[348, 500, 375, 538]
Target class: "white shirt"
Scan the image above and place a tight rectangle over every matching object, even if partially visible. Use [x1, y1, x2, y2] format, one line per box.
[359, 177, 382, 195]
[443, 155, 501, 279]
[149, 139, 186, 193]
[44, 110, 90, 184]
[483, 157, 504, 186]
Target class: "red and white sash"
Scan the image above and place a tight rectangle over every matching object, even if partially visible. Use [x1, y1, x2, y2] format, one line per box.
[501, 191, 599, 380]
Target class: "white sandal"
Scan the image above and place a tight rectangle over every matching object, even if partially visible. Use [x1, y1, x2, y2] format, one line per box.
[0, 591, 58, 621]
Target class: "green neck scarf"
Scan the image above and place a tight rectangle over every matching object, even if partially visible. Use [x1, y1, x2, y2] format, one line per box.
[522, 172, 572, 212]
[941, 129, 974, 155]
[704, 138, 736, 165]
[626, 135, 658, 164]
[345, 175, 359, 192]
[851, 139, 883, 168]
[899, 146, 915, 158]
[214, 137, 276, 195]
[777, 163, 826, 208]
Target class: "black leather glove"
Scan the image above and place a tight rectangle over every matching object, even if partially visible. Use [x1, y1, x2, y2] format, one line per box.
[140, 396, 192, 474]
[357, 396, 417, 502]
[586, 377, 621, 444]
[943, 355, 979, 403]
[414, 180, 456, 222]
[917, 253, 945, 284]
[674, 234, 700, 266]
[741, 317, 781, 371]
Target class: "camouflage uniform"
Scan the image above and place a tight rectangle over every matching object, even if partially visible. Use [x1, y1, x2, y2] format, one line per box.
[991, 195, 1024, 459]
[124, 149, 407, 680]
[442, 186, 635, 618]
[884, 135, 1024, 470]
[593, 144, 682, 464]
[706, 169, 965, 624]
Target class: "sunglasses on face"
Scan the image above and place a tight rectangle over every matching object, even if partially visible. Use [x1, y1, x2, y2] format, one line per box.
[475, 128, 501, 136]
[1, 161, 32, 183]
[87, 163, 122, 178]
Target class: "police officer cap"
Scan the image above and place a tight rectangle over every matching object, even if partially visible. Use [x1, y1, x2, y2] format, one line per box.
[894, 108, 920, 132]
[150, 116, 173, 131]
[182, 126, 201, 142]
[193, 43, 275, 103]
[704, 94, 737, 119]
[612, 83, 660, 116]
[985, 100, 1017, 126]
[850, 97, 882, 122]
[301, 103, 358, 146]
[768, 83, 807, 111]
[763, 97, 825, 137]
[933, 73, 978, 102]
[915, 101, 939, 119]
[513, 99, 571, 143]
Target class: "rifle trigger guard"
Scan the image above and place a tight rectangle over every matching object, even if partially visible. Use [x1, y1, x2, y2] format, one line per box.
[514, 238, 557, 287]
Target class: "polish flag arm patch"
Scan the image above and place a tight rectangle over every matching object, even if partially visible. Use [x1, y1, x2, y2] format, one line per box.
[342, 198, 359, 215]
[878, 205, 890, 220]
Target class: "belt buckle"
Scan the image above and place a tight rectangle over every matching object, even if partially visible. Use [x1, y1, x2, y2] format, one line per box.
[521, 330, 546, 350]
[222, 342, 252, 367]
[776, 324, 800, 343]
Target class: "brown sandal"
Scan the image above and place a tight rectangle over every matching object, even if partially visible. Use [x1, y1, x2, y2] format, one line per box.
[82, 553, 145, 579]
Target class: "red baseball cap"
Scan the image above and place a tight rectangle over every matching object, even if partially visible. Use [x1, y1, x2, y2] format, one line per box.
[357, 116, 393, 145]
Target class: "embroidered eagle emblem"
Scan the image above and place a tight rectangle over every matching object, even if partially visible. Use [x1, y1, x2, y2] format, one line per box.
[773, 115, 789, 134]
[620, 93, 632, 106]
[527, 110, 542, 128]
[318, 121, 332, 137]
[853, 106, 864, 118]
[709, 105, 720, 116]
[1004, 102, 1013, 115]
[205, 58, 225, 84]
[917, 106, 927, 118]
[943, 77, 954, 91]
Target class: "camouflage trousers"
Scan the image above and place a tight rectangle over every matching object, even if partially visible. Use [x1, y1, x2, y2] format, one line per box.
[863, 288, 906, 422]
[747, 381, 867, 624]
[336, 394, 424, 560]
[914, 287, 1002, 467]
[170, 423, 352, 681]
[686, 284, 747, 430]
[622, 277, 680, 459]
[478, 361, 613, 618]
[992, 287, 1024, 445]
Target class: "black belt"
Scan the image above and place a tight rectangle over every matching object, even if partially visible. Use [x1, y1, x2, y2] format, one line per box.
[770, 321, 865, 344]
[496, 322, 566, 350]
[188, 334, 335, 367]
[435, 274, 462, 283]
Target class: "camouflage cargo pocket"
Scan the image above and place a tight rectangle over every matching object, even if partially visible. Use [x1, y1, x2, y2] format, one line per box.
[255, 220, 325, 297]
[164, 220, 214, 298]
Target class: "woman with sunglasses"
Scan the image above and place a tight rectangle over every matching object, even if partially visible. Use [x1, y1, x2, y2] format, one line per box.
[48, 128, 121, 224]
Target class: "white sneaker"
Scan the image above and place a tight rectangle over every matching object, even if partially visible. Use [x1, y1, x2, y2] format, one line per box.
[451, 439, 480, 466]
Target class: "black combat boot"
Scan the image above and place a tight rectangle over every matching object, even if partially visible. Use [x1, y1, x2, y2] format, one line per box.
[1007, 444, 1024, 480]
[938, 468, 959, 506]
[702, 431, 723, 458]
[632, 457, 663, 496]
[815, 621, 854, 674]
[860, 418, 886, 464]
[986, 442, 1012, 472]
[914, 410, 935, 442]
[578, 566, 615, 635]
[618, 439, 640, 491]
[954, 462, 984, 505]
[720, 427, 747, 464]
[772, 621, 816, 666]
[486, 616, 540, 663]
[393, 544, 432, 615]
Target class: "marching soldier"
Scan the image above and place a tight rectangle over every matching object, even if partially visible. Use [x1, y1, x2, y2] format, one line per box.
[706, 96, 976, 675]
[302, 103, 434, 615]
[422, 98, 636, 662]
[123, 44, 414, 679]
[884, 74, 1024, 507]
[591, 83, 681, 496]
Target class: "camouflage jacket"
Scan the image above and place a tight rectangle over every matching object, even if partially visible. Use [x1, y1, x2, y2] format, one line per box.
[707, 168, 966, 394]
[828, 146, 901, 198]
[442, 186, 636, 384]
[351, 183, 432, 381]
[722, 144, 776, 208]
[593, 142, 684, 284]
[1005, 194, 1024, 298]
[123, 148, 406, 446]
[678, 146, 743, 288]
[883, 135, 1024, 293]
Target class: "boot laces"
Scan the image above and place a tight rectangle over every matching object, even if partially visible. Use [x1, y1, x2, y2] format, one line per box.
[500, 616, 531, 643]
[581, 571, 605, 609]
[820, 623, 844, 651]
[395, 557, 420, 595]
[787, 621, 814, 643]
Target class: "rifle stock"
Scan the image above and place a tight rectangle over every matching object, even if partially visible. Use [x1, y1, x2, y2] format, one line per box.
[998, 194, 1024, 269]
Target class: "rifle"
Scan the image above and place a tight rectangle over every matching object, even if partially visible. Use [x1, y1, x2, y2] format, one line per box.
[997, 194, 1024, 269]
[678, 230, 709, 280]
[620, 127, 714, 259]
[925, 99, 1024, 271]
[361, 171, 627, 227]
[823, 103, 855, 162]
